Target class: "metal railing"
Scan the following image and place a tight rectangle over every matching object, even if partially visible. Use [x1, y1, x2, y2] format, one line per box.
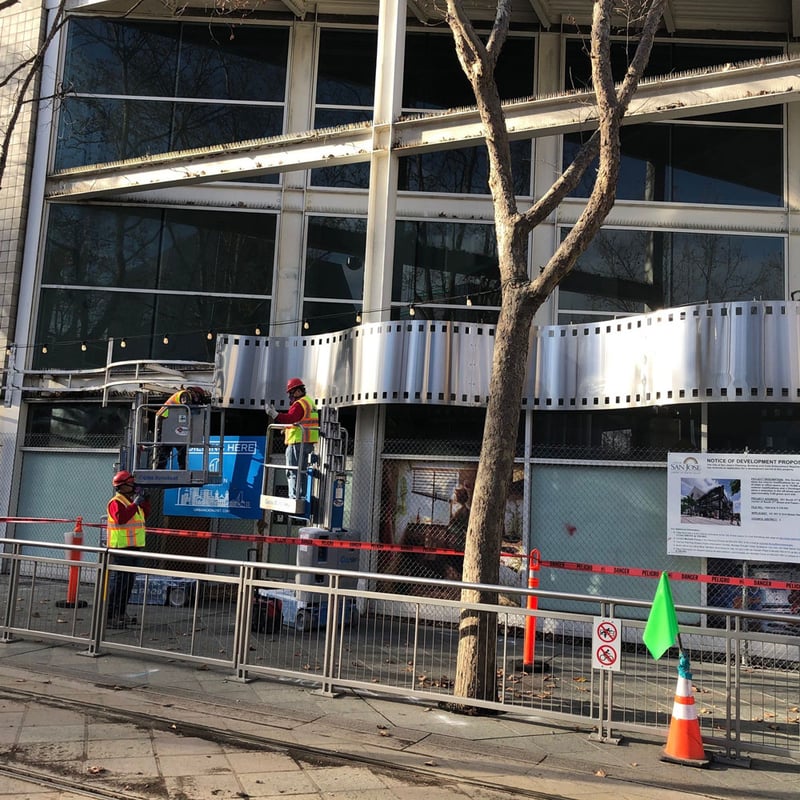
[1, 537, 797, 761]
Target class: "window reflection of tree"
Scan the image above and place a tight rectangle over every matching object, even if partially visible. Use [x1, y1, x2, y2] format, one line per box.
[670, 234, 782, 306]
[396, 222, 501, 320]
[563, 231, 783, 317]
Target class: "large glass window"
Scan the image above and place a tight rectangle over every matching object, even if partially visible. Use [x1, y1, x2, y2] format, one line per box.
[557, 229, 784, 323]
[708, 404, 800, 453]
[56, 18, 288, 170]
[563, 41, 784, 206]
[26, 403, 129, 448]
[302, 216, 367, 334]
[36, 205, 276, 368]
[532, 406, 700, 461]
[564, 120, 782, 206]
[398, 32, 534, 195]
[392, 221, 502, 322]
[403, 32, 534, 109]
[311, 29, 377, 189]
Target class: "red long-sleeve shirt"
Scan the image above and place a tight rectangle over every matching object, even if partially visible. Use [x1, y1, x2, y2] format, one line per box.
[107, 496, 151, 525]
[274, 398, 305, 425]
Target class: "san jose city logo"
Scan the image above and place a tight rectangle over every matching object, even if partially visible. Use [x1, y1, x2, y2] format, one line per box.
[670, 456, 701, 473]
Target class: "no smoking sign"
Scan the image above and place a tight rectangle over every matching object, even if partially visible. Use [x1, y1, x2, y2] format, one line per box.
[592, 617, 621, 672]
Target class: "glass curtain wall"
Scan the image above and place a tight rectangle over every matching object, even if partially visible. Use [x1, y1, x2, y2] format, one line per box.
[559, 39, 786, 324]
[36, 205, 277, 368]
[57, 18, 289, 174]
[557, 229, 785, 323]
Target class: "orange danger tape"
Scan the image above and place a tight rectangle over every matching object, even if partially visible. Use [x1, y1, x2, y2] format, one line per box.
[2, 517, 799, 592]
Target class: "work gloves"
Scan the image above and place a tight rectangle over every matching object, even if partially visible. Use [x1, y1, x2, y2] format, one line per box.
[266, 405, 279, 420]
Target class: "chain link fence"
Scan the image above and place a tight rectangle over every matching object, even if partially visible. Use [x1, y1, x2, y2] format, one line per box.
[5, 423, 799, 634]
[375, 439, 800, 633]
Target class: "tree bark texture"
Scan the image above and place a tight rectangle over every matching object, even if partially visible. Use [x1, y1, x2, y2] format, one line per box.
[444, 0, 668, 708]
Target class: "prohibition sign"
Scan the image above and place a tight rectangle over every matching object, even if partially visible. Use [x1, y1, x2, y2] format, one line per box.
[596, 644, 618, 668]
[597, 620, 618, 642]
[592, 616, 622, 671]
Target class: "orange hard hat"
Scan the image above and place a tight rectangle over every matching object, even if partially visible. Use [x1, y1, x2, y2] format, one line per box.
[286, 377, 304, 393]
[112, 470, 134, 486]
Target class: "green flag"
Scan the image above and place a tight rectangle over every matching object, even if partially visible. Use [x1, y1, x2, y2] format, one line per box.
[643, 572, 679, 660]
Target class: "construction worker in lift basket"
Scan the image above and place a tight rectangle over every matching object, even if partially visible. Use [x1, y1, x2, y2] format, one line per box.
[266, 378, 319, 499]
[154, 386, 208, 470]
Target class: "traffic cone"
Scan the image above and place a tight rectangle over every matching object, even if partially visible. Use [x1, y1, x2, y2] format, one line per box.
[661, 653, 710, 767]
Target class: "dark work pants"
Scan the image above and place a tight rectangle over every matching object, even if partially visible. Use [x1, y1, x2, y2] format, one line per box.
[107, 547, 143, 620]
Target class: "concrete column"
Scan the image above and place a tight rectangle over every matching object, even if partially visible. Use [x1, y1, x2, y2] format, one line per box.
[350, 0, 406, 553]
[530, 32, 562, 326]
[272, 22, 316, 333]
[787, 42, 800, 298]
[361, 0, 406, 324]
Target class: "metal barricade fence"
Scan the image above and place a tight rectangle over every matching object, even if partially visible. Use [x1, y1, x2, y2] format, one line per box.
[0, 536, 798, 761]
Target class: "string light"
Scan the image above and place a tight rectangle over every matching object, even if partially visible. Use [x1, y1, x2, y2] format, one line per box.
[13, 290, 495, 359]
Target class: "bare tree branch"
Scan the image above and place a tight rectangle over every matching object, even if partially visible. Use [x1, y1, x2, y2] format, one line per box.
[0, 0, 68, 188]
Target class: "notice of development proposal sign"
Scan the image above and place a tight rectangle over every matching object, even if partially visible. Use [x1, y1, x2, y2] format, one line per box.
[667, 452, 800, 564]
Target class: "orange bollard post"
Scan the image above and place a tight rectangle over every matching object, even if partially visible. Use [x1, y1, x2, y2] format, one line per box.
[522, 548, 540, 673]
[56, 517, 88, 609]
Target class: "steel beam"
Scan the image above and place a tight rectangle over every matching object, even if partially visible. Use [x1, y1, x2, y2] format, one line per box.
[45, 55, 800, 199]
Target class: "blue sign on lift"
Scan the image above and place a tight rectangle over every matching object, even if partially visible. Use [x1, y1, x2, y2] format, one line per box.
[163, 436, 265, 519]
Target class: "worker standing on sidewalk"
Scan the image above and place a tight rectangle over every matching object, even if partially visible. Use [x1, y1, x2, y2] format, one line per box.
[106, 470, 150, 628]
[266, 378, 319, 499]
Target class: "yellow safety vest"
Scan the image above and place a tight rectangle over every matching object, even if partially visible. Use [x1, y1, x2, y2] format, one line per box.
[106, 493, 146, 548]
[157, 389, 190, 418]
[284, 395, 319, 445]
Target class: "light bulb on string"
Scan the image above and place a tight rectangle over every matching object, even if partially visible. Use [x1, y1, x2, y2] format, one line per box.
[409, 304, 416, 317]
[303, 320, 310, 330]
[119, 337, 127, 349]
[206, 330, 214, 341]
[466, 296, 473, 307]
[41, 344, 48, 354]
[254, 325, 262, 336]
[355, 310, 362, 324]
[162, 333, 170, 345]
[80, 341, 87, 352]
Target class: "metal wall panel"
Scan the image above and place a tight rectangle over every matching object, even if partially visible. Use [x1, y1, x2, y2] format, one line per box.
[215, 302, 800, 410]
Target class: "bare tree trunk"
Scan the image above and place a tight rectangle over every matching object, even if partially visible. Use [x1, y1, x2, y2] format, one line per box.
[441, 0, 668, 710]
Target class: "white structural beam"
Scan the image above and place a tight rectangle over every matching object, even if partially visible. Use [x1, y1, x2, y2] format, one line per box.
[45, 55, 800, 199]
[528, 0, 552, 29]
[280, 0, 307, 16]
[662, 0, 676, 34]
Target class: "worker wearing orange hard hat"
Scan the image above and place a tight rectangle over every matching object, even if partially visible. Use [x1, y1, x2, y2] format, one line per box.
[105, 470, 150, 629]
[266, 378, 319, 499]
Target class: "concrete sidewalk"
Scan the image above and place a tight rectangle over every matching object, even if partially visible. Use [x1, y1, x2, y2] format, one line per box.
[0, 638, 798, 800]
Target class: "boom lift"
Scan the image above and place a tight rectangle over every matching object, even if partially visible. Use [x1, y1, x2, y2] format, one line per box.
[118, 387, 224, 488]
[254, 406, 359, 632]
